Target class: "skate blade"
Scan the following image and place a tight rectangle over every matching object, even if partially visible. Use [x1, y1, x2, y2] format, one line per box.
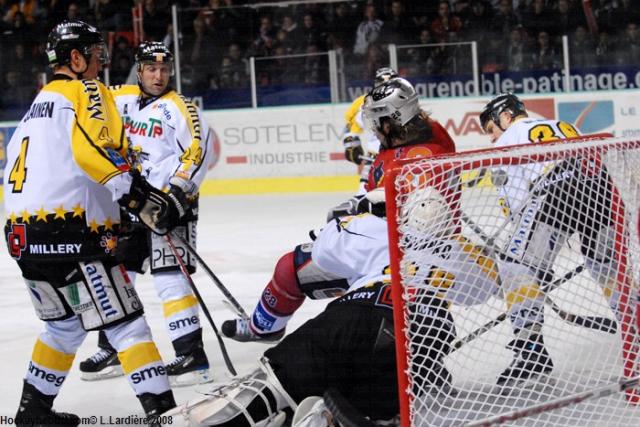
[80, 365, 124, 381]
[169, 368, 214, 387]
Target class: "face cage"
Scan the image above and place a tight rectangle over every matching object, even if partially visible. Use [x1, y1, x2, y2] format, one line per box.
[138, 60, 176, 76]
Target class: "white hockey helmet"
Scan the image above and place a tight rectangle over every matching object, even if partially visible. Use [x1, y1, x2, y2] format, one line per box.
[363, 78, 420, 147]
[401, 187, 453, 241]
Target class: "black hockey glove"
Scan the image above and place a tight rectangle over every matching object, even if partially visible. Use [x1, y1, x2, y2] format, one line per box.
[118, 171, 186, 235]
[343, 135, 364, 164]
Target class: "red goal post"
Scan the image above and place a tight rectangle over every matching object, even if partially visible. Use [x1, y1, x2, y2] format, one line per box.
[384, 135, 640, 427]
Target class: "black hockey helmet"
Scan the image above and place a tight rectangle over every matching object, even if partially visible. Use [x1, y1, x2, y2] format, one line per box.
[46, 20, 109, 68]
[135, 41, 174, 74]
[479, 93, 527, 131]
[374, 67, 399, 88]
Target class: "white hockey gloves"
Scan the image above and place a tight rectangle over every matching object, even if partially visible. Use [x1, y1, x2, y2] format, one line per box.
[118, 171, 186, 235]
[326, 188, 386, 222]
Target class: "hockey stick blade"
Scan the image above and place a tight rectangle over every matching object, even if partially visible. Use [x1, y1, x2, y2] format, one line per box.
[465, 375, 640, 427]
[171, 233, 250, 320]
[165, 235, 237, 376]
[543, 265, 617, 334]
[452, 265, 593, 352]
[462, 215, 618, 334]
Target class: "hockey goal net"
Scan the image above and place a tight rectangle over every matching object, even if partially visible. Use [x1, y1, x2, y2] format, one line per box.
[385, 135, 640, 427]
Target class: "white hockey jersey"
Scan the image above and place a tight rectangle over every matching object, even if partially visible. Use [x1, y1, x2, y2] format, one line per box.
[3, 75, 131, 261]
[312, 214, 499, 305]
[494, 117, 580, 218]
[109, 85, 213, 191]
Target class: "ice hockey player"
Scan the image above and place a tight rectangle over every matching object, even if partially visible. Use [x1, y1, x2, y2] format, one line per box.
[3, 20, 186, 426]
[341, 66, 397, 195]
[78, 41, 215, 387]
[479, 92, 623, 387]
[329, 77, 457, 220]
[222, 78, 458, 343]
[168, 186, 502, 426]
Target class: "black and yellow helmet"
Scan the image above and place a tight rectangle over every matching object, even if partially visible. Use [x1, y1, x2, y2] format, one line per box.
[46, 20, 108, 67]
[135, 41, 174, 72]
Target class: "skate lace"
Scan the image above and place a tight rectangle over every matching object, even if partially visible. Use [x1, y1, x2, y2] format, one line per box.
[89, 348, 114, 364]
[166, 355, 187, 368]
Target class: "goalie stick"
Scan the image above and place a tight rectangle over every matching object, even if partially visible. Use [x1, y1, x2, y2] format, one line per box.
[465, 374, 640, 427]
[165, 234, 238, 376]
[461, 213, 617, 334]
[170, 233, 250, 320]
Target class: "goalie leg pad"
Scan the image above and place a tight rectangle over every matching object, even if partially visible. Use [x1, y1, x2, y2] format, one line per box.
[294, 244, 349, 299]
[165, 358, 295, 426]
[61, 260, 144, 331]
[150, 223, 197, 274]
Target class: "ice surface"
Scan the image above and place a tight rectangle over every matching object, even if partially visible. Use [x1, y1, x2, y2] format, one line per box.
[0, 192, 350, 422]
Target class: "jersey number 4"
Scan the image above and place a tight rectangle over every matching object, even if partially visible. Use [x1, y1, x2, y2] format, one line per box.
[8, 137, 29, 193]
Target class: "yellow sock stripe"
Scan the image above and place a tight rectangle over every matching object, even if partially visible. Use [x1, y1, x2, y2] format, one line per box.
[199, 175, 359, 195]
[32, 339, 75, 372]
[506, 284, 543, 309]
[118, 342, 163, 374]
[163, 295, 199, 318]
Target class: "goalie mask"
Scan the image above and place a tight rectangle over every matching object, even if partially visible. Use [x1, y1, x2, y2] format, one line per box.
[401, 187, 454, 247]
[46, 20, 109, 69]
[363, 78, 420, 149]
[479, 92, 527, 132]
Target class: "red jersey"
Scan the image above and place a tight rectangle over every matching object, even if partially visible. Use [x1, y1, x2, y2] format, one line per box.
[366, 116, 456, 191]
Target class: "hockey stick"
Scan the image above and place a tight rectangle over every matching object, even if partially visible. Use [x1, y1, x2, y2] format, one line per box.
[461, 214, 617, 334]
[465, 374, 640, 427]
[165, 234, 238, 376]
[452, 265, 586, 351]
[170, 233, 250, 320]
[323, 388, 378, 427]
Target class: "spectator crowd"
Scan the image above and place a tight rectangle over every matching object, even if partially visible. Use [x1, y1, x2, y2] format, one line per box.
[0, 0, 639, 116]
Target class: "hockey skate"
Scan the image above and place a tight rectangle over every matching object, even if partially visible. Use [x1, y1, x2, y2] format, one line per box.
[497, 333, 554, 389]
[79, 347, 124, 381]
[15, 381, 80, 427]
[139, 390, 176, 427]
[166, 344, 213, 387]
[222, 318, 285, 343]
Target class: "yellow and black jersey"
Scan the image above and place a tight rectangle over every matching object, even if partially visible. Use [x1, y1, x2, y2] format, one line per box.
[4, 75, 130, 261]
[344, 94, 366, 135]
[109, 85, 213, 191]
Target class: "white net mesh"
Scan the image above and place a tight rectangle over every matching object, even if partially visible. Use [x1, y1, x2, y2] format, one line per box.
[387, 136, 640, 427]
